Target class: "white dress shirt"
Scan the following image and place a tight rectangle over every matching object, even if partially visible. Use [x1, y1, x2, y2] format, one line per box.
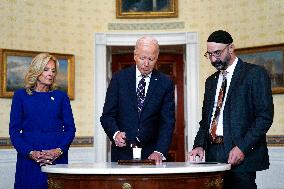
[136, 66, 151, 95]
[210, 57, 238, 136]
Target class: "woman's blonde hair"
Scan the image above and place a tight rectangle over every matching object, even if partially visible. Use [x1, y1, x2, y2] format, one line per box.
[24, 53, 59, 95]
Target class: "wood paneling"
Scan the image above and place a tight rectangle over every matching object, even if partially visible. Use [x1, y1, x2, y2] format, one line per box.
[47, 172, 226, 189]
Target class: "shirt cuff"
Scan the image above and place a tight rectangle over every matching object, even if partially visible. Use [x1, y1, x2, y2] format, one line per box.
[154, 151, 166, 160]
[113, 131, 120, 141]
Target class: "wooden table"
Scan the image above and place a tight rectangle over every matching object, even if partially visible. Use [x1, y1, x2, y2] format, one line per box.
[42, 162, 231, 189]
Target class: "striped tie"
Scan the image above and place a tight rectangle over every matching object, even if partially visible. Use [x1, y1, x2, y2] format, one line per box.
[209, 71, 227, 143]
[137, 75, 146, 114]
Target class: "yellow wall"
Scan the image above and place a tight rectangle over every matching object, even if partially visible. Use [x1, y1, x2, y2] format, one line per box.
[0, 0, 283, 138]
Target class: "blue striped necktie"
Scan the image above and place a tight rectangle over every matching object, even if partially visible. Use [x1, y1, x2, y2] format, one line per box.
[137, 75, 146, 114]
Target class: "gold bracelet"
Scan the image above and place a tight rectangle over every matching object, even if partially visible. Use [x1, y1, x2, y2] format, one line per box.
[56, 148, 63, 155]
[29, 151, 34, 158]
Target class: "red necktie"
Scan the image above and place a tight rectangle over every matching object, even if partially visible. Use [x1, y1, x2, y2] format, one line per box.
[209, 71, 227, 143]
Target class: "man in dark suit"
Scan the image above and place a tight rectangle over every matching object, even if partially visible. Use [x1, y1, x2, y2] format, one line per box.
[100, 36, 175, 164]
[188, 30, 274, 189]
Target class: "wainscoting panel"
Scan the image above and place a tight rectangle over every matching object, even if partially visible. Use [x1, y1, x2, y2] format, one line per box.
[0, 147, 95, 189]
[256, 147, 284, 189]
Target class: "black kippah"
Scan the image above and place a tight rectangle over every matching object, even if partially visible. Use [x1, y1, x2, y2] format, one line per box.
[207, 30, 233, 44]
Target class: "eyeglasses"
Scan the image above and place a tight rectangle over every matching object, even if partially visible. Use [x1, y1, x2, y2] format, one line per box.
[204, 44, 230, 59]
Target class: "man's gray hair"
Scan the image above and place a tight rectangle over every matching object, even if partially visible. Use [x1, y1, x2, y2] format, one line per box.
[135, 36, 160, 54]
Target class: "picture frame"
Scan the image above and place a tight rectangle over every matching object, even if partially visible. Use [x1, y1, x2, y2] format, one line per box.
[116, 0, 178, 19]
[0, 49, 75, 99]
[235, 44, 284, 94]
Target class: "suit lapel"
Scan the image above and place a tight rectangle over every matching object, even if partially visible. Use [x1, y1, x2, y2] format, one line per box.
[207, 72, 219, 124]
[126, 66, 138, 111]
[225, 59, 244, 102]
[141, 70, 159, 114]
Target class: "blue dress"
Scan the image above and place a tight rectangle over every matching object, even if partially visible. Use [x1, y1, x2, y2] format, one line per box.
[9, 89, 76, 189]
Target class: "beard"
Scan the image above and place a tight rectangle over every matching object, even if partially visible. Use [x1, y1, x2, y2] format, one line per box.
[211, 54, 231, 70]
[211, 60, 228, 70]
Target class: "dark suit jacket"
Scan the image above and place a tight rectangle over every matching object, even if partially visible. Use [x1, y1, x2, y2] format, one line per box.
[100, 65, 175, 161]
[193, 58, 274, 172]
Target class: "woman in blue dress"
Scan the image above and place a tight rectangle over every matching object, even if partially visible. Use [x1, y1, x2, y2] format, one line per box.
[9, 53, 76, 189]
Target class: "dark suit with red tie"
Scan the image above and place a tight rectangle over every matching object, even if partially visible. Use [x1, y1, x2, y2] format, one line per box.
[193, 58, 273, 171]
[100, 65, 175, 161]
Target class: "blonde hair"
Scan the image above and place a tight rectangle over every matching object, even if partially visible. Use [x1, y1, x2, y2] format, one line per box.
[134, 36, 160, 55]
[24, 53, 59, 95]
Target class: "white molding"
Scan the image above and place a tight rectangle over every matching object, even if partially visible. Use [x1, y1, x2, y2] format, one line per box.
[94, 32, 199, 162]
[0, 149, 17, 163]
[0, 147, 95, 189]
[185, 35, 199, 152]
[94, 33, 108, 163]
[100, 32, 197, 46]
[256, 147, 284, 189]
[0, 147, 95, 164]
[68, 147, 95, 163]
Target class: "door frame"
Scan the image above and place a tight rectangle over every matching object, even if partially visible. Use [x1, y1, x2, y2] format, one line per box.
[94, 32, 199, 162]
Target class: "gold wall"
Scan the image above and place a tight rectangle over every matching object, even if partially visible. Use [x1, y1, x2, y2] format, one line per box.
[0, 0, 283, 139]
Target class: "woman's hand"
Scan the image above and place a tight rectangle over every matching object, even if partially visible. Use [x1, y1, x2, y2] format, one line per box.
[29, 148, 63, 166]
[40, 148, 63, 165]
[29, 150, 49, 165]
